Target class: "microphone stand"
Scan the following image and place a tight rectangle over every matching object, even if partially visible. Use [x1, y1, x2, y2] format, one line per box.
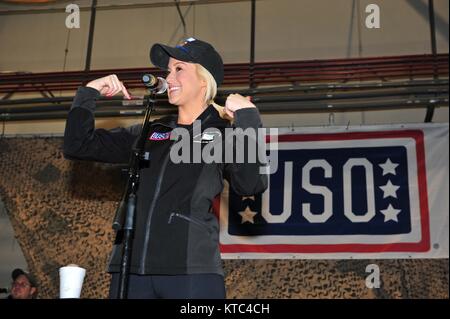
[112, 93, 156, 299]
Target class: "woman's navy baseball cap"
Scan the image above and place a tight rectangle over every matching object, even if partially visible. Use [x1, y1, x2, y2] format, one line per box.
[150, 37, 224, 86]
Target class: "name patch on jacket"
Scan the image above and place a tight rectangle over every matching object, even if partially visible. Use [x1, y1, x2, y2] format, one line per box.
[149, 132, 171, 141]
[193, 131, 222, 143]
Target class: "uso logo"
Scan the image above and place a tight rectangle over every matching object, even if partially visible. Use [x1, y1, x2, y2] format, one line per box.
[218, 130, 430, 254]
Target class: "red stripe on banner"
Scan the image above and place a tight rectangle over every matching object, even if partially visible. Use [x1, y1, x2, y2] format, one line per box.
[220, 243, 429, 253]
[223, 130, 431, 254]
[413, 130, 431, 252]
[267, 130, 426, 143]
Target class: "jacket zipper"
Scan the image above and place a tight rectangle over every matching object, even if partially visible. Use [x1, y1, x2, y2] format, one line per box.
[168, 212, 211, 234]
[139, 113, 213, 272]
[140, 148, 171, 271]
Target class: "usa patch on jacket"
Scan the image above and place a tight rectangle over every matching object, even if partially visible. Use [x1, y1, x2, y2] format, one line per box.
[149, 131, 171, 141]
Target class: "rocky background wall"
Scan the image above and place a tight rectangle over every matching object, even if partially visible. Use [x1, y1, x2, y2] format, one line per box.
[0, 137, 448, 299]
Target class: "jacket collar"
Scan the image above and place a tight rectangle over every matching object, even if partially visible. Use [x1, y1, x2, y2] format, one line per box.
[151, 105, 229, 129]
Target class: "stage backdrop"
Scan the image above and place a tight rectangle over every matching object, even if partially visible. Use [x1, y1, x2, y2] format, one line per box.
[0, 123, 448, 298]
[218, 124, 449, 259]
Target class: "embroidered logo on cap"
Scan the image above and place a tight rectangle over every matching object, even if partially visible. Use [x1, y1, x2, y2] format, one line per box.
[179, 37, 196, 47]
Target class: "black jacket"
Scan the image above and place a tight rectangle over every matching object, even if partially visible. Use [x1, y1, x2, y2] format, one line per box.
[63, 87, 267, 275]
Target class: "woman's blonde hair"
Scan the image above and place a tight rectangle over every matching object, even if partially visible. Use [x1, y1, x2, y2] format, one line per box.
[196, 64, 233, 121]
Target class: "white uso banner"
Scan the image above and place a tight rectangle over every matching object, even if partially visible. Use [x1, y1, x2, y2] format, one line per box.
[216, 123, 449, 259]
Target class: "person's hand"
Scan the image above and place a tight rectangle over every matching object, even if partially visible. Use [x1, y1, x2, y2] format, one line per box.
[224, 94, 255, 119]
[86, 74, 131, 99]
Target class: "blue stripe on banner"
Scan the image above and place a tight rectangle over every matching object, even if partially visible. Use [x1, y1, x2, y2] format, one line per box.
[228, 146, 411, 236]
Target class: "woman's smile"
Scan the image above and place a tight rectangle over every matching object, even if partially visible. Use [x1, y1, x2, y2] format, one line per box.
[166, 58, 206, 109]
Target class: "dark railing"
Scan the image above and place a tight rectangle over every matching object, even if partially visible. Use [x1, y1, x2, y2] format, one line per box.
[0, 53, 448, 121]
[1, 53, 447, 94]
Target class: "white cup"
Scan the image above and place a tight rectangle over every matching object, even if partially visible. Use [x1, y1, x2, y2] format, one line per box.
[59, 265, 86, 299]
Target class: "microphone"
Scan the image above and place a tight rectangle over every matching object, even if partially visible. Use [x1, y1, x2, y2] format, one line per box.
[142, 74, 168, 94]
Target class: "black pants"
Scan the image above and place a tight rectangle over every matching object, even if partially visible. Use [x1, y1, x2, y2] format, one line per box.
[109, 273, 226, 299]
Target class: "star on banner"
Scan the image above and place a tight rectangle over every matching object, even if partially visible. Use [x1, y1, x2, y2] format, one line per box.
[380, 204, 401, 222]
[379, 158, 399, 176]
[379, 180, 400, 199]
[238, 206, 258, 224]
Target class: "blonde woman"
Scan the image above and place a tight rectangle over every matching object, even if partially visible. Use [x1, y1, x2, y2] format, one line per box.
[64, 38, 267, 299]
